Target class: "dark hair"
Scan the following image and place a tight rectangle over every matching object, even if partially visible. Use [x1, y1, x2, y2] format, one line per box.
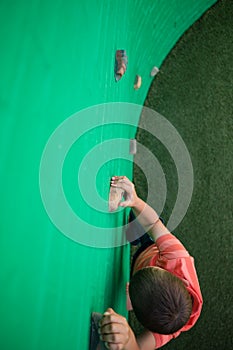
[129, 267, 192, 334]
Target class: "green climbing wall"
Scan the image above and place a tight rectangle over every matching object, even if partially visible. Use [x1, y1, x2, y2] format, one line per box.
[0, 0, 217, 349]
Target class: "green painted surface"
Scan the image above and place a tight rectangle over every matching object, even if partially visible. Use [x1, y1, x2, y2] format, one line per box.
[0, 1, 216, 349]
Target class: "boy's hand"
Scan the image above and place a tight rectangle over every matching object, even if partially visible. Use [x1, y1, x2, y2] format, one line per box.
[111, 176, 139, 208]
[99, 308, 132, 350]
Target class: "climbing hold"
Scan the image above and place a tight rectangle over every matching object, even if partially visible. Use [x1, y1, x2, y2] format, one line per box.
[129, 139, 137, 155]
[114, 50, 128, 82]
[89, 313, 107, 350]
[150, 66, 159, 77]
[134, 75, 142, 90]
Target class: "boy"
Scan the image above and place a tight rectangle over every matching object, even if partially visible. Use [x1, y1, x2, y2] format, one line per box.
[99, 176, 203, 350]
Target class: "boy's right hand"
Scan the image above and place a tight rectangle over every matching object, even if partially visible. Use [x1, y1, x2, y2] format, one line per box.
[110, 176, 139, 208]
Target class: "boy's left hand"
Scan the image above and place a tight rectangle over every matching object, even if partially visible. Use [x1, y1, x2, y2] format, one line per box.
[99, 308, 131, 350]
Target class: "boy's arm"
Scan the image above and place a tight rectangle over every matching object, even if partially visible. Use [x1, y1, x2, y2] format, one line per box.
[137, 331, 157, 350]
[99, 308, 156, 350]
[111, 176, 170, 242]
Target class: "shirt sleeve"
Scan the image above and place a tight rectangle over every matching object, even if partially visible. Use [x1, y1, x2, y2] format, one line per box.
[156, 233, 190, 260]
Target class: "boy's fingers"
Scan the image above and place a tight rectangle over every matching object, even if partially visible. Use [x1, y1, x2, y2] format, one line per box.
[111, 180, 133, 192]
[101, 314, 127, 327]
[119, 201, 130, 207]
[100, 310, 128, 329]
[105, 308, 115, 314]
[111, 176, 132, 186]
[99, 310, 130, 350]
[112, 176, 127, 180]
[100, 330, 128, 345]
[100, 322, 125, 334]
[104, 342, 124, 350]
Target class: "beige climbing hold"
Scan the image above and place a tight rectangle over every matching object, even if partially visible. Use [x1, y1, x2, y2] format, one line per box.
[108, 185, 124, 212]
[134, 75, 142, 90]
[150, 66, 159, 77]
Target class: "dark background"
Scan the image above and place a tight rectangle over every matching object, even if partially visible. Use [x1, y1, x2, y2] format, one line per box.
[134, 0, 233, 348]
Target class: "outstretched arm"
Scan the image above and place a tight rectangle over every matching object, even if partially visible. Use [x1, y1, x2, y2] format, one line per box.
[111, 176, 169, 242]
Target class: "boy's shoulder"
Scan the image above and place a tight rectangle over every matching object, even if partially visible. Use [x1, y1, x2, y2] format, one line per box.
[156, 233, 190, 259]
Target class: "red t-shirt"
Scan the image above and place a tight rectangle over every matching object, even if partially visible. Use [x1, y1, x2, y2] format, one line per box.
[127, 233, 203, 349]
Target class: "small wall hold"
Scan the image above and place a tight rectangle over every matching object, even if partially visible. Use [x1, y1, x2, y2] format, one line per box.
[90, 313, 103, 349]
[129, 139, 137, 155]
[115, 50, 128, 82]
[150, 66, 159, 77]
[134, 75, 142, 90]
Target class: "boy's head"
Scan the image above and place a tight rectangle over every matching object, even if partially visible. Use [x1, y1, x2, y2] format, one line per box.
[129, 267, 192, 334]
